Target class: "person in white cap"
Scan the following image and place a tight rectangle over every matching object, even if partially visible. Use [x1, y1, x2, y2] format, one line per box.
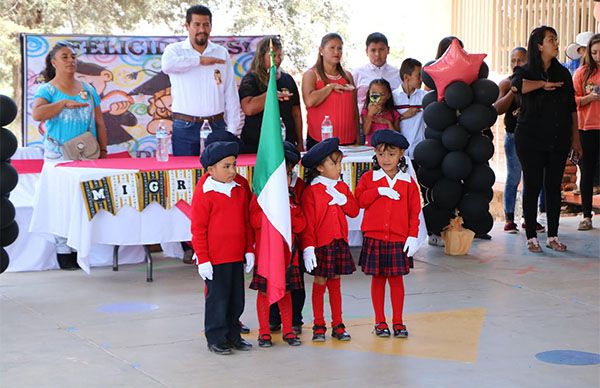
[564, 31, 594, 75]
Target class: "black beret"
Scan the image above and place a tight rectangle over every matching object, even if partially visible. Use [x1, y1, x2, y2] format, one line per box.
[371, 129, 410, 149]
[301, 137, 340, 169]
[200, 141, 239, 169]
[206, 129, 243, 148]
[283, 141, 300, 166]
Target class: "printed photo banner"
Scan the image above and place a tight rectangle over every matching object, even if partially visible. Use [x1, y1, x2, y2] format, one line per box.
[79, 162, 371, 221]
[22, 34, 265, 155]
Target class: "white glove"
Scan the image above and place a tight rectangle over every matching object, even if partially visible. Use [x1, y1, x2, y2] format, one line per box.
[378, 187, 400, 200]
[244, 252, 255, 273]
[303, 246, 318, 272]
[403, 236, 419, 257]
[326, 186, 347, 206]
[198, 261, 213, 280]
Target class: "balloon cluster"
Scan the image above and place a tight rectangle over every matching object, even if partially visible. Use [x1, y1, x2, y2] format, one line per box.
[1, 95, 19, 273]
[414, 40, 499, 237]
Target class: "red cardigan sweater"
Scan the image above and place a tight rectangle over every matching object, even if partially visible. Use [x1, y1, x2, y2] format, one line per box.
[191, 174, 254, 265]
[355, 170, 421, 243]
[300, 180, 360, 249]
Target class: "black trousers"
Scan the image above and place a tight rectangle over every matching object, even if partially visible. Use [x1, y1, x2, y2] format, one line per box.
[204, 262, 245, 346]
[516, 144, 568, 239]
[579, 130, 600, 218]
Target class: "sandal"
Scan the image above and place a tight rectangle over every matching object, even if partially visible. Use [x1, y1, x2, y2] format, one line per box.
[526, 238, 542, 253]
[257, 334, 273, 348]
[373, 322, 391, 337]
[331, 323, 351, 341]
[283, 332, 301, 346]
[393, 324, 409, 338]
[546, 237, 566, 252]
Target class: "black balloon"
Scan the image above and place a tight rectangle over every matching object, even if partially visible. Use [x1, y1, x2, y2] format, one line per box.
[0, 247, 8, 274]
[471, 79, 500, 106]
[442, 151, 473, 181]
[469, 187, 494, 202]
[423, 102, 457, 131]
[442, 124, 470, 151]
[458, 104, 498, 133]
[413, 139, 447, 169]
[431, 178, 463, 210]
[1, 196, 15, 228]
[425, 188, 434, 204]
[463, 211, 493, 235]
[423, 203, 454, 234]
[424, 126, 443, 141]
[0, 128, 18, 161]
[0, 95, 18, 127]
[417, 166, 443, 189]
[444, 81, 473, 110]
[1, 220, 18, 247]
[422, 90, 438, 109]
[465, 164, 495, 191]
[478, 61, 489, 79]
[421, 60, 436, 90]
[458, 192, 490, 220]
[0, 162, 18, 195]
[466, 134, 494, 163]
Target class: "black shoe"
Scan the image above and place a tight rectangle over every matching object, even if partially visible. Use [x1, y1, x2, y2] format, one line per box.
[239, 322, 250, 334]
[312, 325, 327, 342]
[292, 325, 302, 335]
[331, 323, 351, 341]
[269, 323, 281, 333]
[207, 343, 232, 355]
[475, 233, 492, 240]
[374, 322, 391, 337]
[57, 253, 78, 270]
[258, 334, 273, 348]
[283, 332, 301, 346]
[229, 338, 253, 351]
[393, 324, 409, 338]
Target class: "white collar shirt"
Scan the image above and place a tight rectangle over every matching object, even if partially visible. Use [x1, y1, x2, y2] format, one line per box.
[202, 176, 240, 197]
[392, 86, 427, 159]
[354, 62, 401, 111]
[311, 175, 339, 188]
[161, 38, 242, 134]
[372, 168, 412, 187]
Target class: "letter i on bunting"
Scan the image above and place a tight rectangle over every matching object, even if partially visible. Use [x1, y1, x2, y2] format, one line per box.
[137, 170, 169, 210]
[110, 173, 139, 212]
[81, 178, 116, 220]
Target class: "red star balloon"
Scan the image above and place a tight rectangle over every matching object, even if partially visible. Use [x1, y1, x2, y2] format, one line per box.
[424, 39, 487, 101]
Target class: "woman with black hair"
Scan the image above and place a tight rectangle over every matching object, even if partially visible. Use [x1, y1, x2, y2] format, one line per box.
[511, 26, 582, 252]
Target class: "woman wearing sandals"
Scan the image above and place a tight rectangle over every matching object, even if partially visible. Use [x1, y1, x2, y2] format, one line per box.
[32, 41, 108, 269]
[511, 26, 582, 252]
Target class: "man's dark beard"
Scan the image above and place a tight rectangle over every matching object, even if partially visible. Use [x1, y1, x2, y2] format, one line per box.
[195, 34, 208, 46]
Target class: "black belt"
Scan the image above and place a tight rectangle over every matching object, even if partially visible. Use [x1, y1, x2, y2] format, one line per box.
[172, 112, 224, 123]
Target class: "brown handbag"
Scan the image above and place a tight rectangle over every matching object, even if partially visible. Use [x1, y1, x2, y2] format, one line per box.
[59, 83, 100, 160]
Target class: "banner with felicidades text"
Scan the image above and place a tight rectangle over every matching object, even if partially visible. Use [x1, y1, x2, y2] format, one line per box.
[21, 34, 264, 156]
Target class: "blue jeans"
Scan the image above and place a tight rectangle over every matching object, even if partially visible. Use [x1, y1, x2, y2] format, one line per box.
[504, 132, 522, 218]
[172, 118, 226, 156]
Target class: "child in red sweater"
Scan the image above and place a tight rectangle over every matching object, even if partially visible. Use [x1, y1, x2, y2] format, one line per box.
[355, 129, 421, 338]
[192, 140, 255, 355]
[300, 137, 360, 342]
[249, 144, 306, 347]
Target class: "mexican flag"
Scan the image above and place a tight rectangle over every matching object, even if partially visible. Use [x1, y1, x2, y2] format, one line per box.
[252, 44, 292, 305]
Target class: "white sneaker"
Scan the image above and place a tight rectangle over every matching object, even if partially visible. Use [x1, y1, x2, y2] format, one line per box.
[428, 234, 445, 247]
[537, 212, 547, 227]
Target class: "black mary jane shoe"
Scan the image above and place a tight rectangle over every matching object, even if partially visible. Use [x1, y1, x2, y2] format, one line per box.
[393, 324, 409, 338]
[229, 338, 253, 351]
[239, 322, 251, 334]
[374, 322, 391, 337]
[208, 343, 232, 355]
[331, 323, 351, 341]
[283, 333, 301, 346]
[312, 325, 327, 342]
[269, 323, 281, 333]
[258, 334, 273, 348]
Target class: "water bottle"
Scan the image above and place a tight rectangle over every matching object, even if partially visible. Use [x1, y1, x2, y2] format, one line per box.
[199, 119, 212, 154]
[321, 115, 333, 140]
[155, 120, 169, 162]
[280, 117, 286, 141]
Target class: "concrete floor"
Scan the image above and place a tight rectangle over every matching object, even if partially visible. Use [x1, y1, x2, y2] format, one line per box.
[1, 216, 599, 388]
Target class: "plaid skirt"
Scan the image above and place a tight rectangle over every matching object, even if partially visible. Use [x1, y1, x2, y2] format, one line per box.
[359, 237, 412, 276]
[249, 265, 304, 293]
[311, 239, 356, 278]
